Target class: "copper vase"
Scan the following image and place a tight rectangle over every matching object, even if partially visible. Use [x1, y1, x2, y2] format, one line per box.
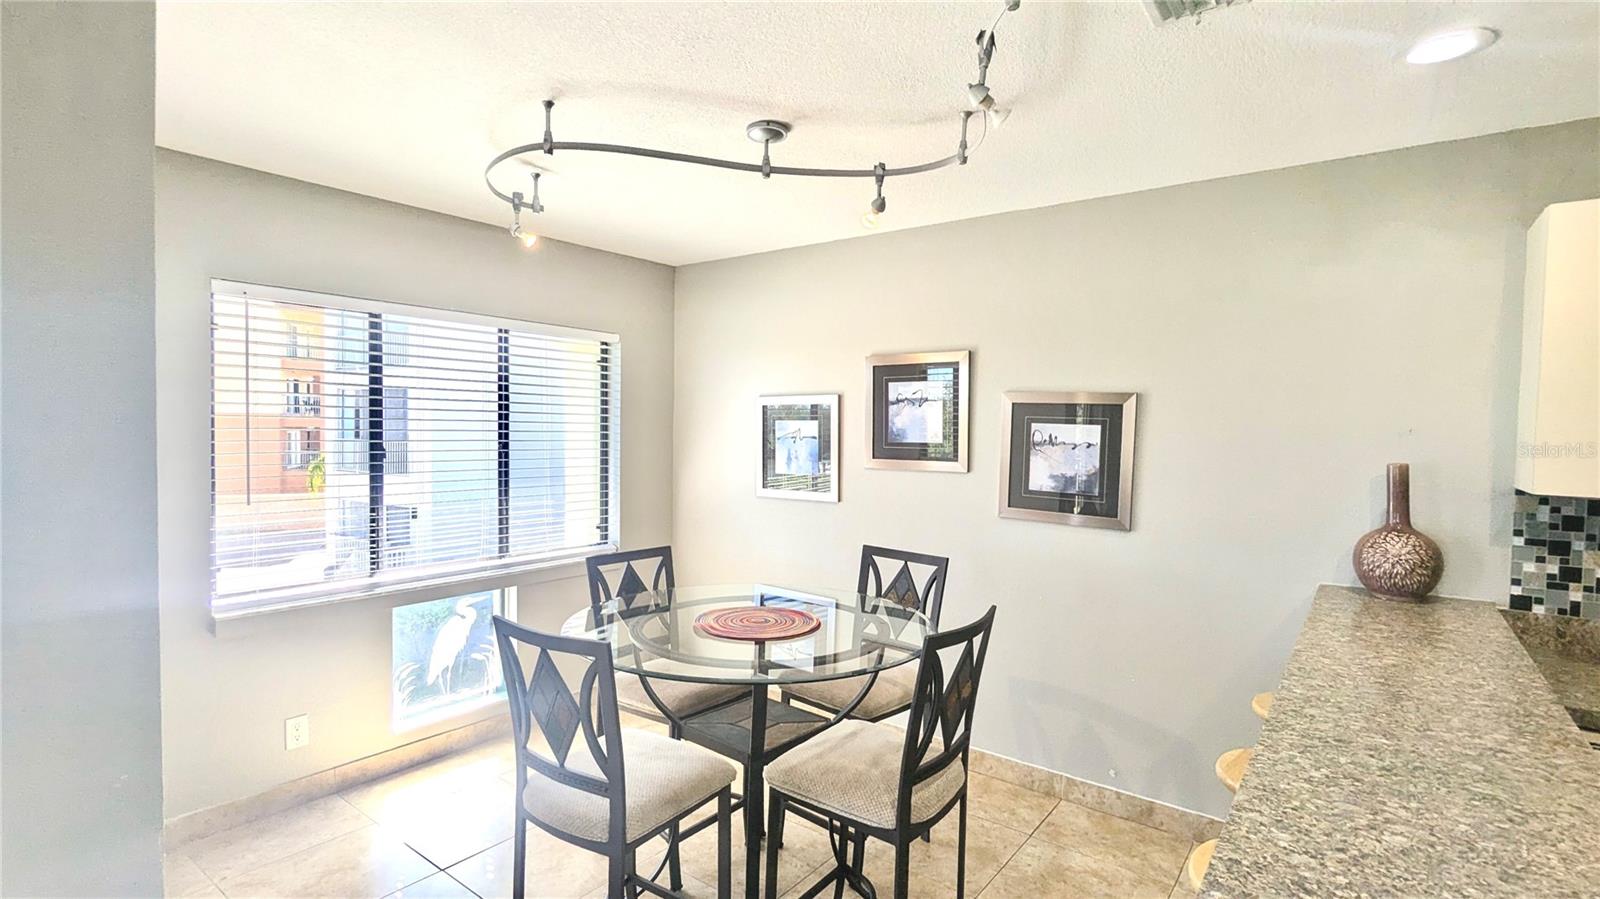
[1353, 463, 1444, 601]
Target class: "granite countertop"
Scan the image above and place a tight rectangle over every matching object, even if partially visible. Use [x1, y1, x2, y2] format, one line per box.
[1502, 609, 1600, 733]
[1200, 584, 1600, 899]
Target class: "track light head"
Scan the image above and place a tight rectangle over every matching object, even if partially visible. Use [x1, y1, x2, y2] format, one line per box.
[967, 82, 995, 110]
[510, 224, 539, 249]
[508, 189, 540, 249]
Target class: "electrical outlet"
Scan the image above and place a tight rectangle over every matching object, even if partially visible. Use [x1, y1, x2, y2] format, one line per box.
[285, 714, 310, 751]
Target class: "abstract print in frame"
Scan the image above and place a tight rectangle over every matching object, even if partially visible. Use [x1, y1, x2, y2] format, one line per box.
[866, 350, 970, 472]
[757, 394, 839, 502]
[999, 391, 1137, 530]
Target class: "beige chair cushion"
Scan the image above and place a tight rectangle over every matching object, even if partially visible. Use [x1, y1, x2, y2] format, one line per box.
[765, 720, 965, 830]
[782, 665, 917, 719]
[616, 674, 745, 720]
[522, 729, 737, 842]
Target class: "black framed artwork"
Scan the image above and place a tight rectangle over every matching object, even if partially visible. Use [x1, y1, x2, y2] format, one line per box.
[864, 350, 970, 472]
[757, 394, 838, 502]
[998, 391, 1137, 530]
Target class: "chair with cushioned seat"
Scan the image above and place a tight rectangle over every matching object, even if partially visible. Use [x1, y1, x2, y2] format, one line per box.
[587, 547, 745, 731]
[763, 606, 996, 899]
[493, 614, 735, 899]
[780, 545, 950, 722]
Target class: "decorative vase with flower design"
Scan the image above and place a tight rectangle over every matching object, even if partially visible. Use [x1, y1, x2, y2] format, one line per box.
[1353, 463, 1444, 601]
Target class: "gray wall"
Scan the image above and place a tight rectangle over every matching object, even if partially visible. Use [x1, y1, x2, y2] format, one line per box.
[673, 119, 1600, 818]
[155, 150, 675, 818]
[2, 2, 165, 893]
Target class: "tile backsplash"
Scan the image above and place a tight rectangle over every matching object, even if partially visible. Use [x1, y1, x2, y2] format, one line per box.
[1511, 492, 1600, 617]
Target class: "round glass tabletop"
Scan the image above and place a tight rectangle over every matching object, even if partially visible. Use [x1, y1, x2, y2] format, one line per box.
[561, 583, 929, 685]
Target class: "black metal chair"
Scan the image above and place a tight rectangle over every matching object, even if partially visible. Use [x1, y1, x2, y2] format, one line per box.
[780, 546, 950, 721]
[586, 547, 745, 732]
[493, 614, 735, 899]
[761, 606, 997, 899]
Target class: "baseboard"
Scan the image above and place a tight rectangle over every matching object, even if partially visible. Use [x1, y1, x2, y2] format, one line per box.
[969, 746, 1224, 843]
[163, 711, 1220, 849]
[163, 715, 510, 849]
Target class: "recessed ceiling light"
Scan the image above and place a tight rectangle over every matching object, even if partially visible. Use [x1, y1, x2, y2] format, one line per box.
[1406, 27, 1498, 65]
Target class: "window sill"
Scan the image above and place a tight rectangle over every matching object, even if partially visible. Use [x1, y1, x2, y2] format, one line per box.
[210, 549, 607, 624]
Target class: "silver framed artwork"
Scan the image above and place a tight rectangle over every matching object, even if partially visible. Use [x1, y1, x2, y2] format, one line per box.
[998, 391, 1137, 530]
[865, 350, 970, 472]
[757, 394, 839, 502]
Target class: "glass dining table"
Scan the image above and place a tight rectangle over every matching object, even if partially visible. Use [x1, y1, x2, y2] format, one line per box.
[562, 583, 930, 899]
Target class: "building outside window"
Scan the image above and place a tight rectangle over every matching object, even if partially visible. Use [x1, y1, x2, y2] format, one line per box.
[285, 322, 308, 358]
[209, 280, 620, 617]
[285, 377, 321, 416]
[283, 428, 320, 469]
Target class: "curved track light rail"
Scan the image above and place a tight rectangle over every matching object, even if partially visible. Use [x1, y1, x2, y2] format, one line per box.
[485, 0, 1021, 242]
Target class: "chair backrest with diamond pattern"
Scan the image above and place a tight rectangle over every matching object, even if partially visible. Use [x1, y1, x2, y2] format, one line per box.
[585, 545, 675, 620]
[895, 605, 996, 828]
[492, 615, 626, 845]
[857, 545, 949, 628]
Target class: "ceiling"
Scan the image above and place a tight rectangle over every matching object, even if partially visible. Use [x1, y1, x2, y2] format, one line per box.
[156, 2, 1599, 266]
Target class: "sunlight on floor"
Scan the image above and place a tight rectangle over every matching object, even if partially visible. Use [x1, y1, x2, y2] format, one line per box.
[164, 712, 1204, 898]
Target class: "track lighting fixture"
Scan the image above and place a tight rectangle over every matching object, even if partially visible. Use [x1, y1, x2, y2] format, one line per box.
[509, 220, 539, 249]
[863, 163, 888, 228]
[967, 82, 995, 111]
[507, 172, 543, 248]
[485, 0, 1023, 236]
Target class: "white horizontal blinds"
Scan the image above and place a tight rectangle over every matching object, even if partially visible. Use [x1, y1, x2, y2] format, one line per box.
[210, 284, 617, 613]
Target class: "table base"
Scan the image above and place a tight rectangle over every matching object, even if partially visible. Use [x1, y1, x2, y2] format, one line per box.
[680, 688, 829, 899]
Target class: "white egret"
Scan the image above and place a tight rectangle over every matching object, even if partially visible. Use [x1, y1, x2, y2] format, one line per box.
[426, 597, 478, 694]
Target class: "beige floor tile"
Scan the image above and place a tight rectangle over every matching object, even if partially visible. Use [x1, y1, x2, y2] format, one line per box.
[850, 810, 1031, 898]
[966, 773, 1059, 834]
[678, 809, 833, 898]
[215, 824, 437, 899]
[382, 870, 479, 898]
[577, 870, 718, 899]
[450, 737, 518, 777]
[344, 752, 517, 868]
[1030, 801, 1190, 886]
[445, 830, 609, 899]
[1168, 841, 1202, 898]
[776, 862, 833, 899]
[181, 794, 373, 885]
[977, 838, 1172, 899]
[165, 853, 224, 898]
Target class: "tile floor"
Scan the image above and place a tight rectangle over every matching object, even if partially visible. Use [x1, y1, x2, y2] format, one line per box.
[165, 713, 1208, 899]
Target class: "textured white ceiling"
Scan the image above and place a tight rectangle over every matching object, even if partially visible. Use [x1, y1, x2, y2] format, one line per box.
[156, 1, 1599, 266]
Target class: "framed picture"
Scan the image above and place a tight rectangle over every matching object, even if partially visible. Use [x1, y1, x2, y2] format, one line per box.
[998, 391, 1137, 530]
[757, 394, 839, 502]
[865, 350, 970, 472]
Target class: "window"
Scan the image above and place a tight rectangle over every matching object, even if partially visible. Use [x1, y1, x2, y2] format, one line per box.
[391, 588, 511, 729]
[283, 428, 320, 469]
[285, 377, 321, 416]
[285, 323, 308, 358]
[210, 280, 619, 616]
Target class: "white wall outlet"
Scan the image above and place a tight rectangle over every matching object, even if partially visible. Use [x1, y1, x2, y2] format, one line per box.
[284, 714, 310, 751]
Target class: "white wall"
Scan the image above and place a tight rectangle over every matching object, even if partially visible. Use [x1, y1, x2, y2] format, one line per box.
[2, 3, 165, 893]
[673, 119, 1600, 818]
[155, 150, 675, 819]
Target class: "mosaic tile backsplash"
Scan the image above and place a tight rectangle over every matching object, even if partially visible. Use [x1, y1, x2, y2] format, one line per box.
[1511, 492, 1600, 618]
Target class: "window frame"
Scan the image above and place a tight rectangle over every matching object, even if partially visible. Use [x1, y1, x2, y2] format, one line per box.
[209, 279, 622, 620]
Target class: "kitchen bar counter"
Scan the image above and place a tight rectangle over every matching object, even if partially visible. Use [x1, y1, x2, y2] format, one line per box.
[1200, 584, 1600, 898]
